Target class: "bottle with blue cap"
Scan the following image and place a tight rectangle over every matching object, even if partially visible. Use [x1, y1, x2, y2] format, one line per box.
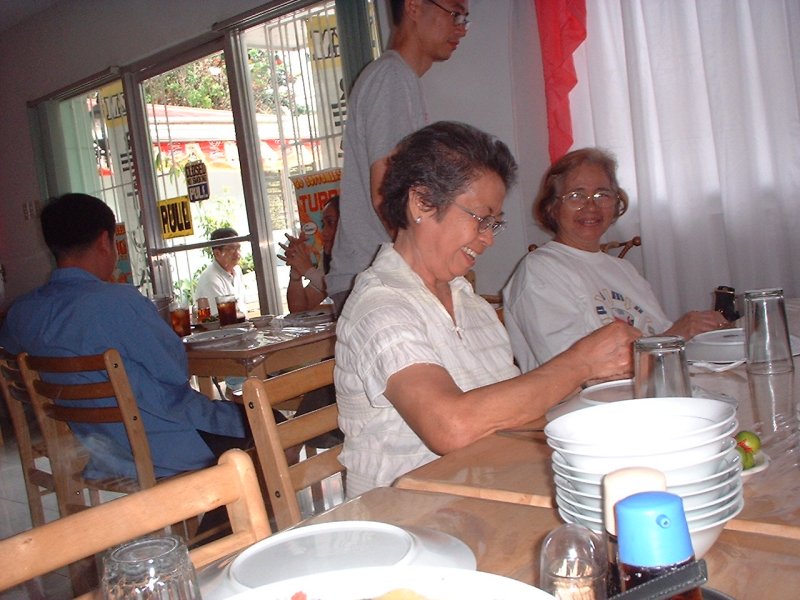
[615, 491, 702, 599]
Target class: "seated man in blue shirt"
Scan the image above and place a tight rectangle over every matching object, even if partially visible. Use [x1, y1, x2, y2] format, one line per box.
[0, 193, 249, 480]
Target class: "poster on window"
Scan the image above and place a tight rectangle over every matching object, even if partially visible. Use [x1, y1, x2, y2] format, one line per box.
[157, 195, 194, 239]
[111, 223, 133, 284]
[306, 13, 345, 163]
[289, 168, 341, 267]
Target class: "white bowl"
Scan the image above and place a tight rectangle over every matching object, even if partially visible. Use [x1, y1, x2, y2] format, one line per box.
[684, 477, 743, 514]
[554, 458, 742, 515]
[685, 494, 744, 527]
[198, 521, 477, 600]
[552, 419, 736, 472]
[558, 494, 743, 559]
[552, 437, 736, 481]
[545, 398, 737, 453]
[680, 468, 743, 510]
[689, 503, 744, 558]
[686, 328, 746, 363]
[667, 454, 742, 495]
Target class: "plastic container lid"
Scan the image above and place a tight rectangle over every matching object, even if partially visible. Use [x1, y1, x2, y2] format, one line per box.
[603, 467, 667, 536]
[616, 491, 694, 567]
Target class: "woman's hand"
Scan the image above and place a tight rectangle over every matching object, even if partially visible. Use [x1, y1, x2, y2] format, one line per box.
[278, 233, 314, 277]
[666, 310, 729, 341]
[569, 321, 641, 383]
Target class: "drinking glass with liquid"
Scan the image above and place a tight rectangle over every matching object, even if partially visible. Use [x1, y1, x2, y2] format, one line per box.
[215, 294, 238, 326]
[169, 300, 191, 337]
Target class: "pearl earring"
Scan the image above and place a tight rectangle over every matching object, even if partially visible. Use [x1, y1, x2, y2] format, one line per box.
[415, 216, 422, 224]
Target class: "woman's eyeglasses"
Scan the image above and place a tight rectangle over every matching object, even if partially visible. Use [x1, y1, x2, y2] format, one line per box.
[452, 203, 506, 235]
[559, 190, 619, 211]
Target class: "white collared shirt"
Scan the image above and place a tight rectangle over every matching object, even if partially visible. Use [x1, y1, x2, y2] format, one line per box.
[335, 244, 520, 498]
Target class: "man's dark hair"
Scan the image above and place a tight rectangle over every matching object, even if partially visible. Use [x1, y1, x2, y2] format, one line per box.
[210, 227, 239, 250]
[390, 0, 405, 25]
[210, 227, 238, 241]
[40, 193, 116, 260]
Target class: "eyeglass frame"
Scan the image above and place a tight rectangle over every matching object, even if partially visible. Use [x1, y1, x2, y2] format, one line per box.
[451, 202, 506, 235]
[558, 189, 620, 211]
[426, 0, 470, 28]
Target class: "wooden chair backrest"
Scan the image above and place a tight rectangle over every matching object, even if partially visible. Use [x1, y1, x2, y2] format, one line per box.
[0, 449, 271, 594]
[18, 349, 156, 513]
[242, 359, 344, 530]
[0, 348, 56, 527]
[600, 235, 642, 259]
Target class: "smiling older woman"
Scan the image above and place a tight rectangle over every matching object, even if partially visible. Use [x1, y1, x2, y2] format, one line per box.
[503, 147, 729, 372]
[334, 123, 640, 498]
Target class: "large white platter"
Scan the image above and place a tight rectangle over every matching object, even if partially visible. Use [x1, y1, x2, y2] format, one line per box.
[182, 326, 257, 349]
[223, 566, 555, 600]
[686, 327, 800, 364]
[546, 378, 736, 421]
[198, 521, 477, 600]
[282, 309, 335, 326]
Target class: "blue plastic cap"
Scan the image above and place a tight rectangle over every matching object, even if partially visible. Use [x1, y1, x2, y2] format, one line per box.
[615, 491, 694, 567]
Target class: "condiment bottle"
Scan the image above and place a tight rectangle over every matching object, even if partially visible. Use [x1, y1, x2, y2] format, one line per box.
[602, 467, 667, 597]
[713, 285, 739, 322]
[539, 523, 607, 600]
[615, 491, 702, 600]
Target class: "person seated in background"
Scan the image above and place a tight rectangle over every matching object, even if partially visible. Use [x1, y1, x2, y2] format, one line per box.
[335, 122, 640, 498]
[0, 194, 250, 481]
[278, 197, 342, 444]
[503, 147, 730, 372]
[279, 195, 340, 313]
[195, 227, 247, 319]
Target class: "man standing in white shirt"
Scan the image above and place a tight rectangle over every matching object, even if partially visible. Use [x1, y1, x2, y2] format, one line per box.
[326, 0, 470, 313]
[195, 227, 247, 318]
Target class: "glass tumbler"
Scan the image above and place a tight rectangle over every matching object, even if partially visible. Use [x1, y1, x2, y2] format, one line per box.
[215, 294, 238, 326]
[169, 300, 191, 337]
[633, 336, 692, 398]
[743, 288, 794, 375]
[102, 535, 201, 600]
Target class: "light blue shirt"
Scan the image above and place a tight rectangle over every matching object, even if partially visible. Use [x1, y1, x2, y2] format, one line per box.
[0, 268, 245, 479]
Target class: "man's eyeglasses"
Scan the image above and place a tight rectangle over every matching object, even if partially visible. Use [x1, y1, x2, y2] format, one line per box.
[452, 202, 506, 235]
[559, 190, 619, 211]
[426, 0, 470, 28]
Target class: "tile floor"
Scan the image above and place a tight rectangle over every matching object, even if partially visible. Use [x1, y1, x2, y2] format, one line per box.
[0, 418, 73, 600]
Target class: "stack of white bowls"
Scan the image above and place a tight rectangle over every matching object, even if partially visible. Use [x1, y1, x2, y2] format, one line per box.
[545, 397, 743, 558]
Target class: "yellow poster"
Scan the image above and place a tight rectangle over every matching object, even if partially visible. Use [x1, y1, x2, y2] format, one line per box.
[157, 196, 194, 239]
[98, 80, 127, 127]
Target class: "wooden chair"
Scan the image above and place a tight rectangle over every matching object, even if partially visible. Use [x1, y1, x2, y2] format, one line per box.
[0, 349, 58, 528]
[242, 358, 345, 531]
[18, 349, 157, 519]
[600, 235, 642, 259]
[0, 449, 271, 596]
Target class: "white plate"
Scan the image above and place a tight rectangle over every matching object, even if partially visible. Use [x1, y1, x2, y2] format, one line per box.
[198, 521, 477, 600]
[224, 566, 555, 600]
[741, 451, 770, 481]
[686, 328, 800, 364]
[282, 309, 335, 326]
[182, 326, 257, 349]
[546, 379, 736, 421]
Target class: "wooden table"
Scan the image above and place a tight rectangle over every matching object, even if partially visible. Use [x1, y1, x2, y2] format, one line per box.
[302, 486, 800, 598]
[393, 353, 800, 597]
[186, 323, 335, 397]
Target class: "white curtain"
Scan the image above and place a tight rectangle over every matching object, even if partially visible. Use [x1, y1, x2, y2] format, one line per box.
[569, 0, 800, 320]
